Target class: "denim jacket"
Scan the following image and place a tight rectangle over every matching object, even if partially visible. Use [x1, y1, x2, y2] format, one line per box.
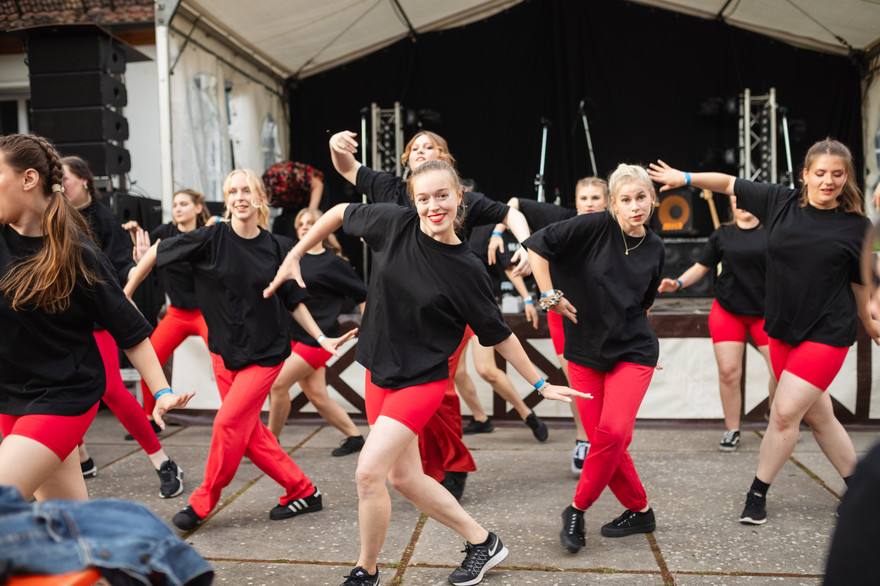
[0, 486, 213, 585]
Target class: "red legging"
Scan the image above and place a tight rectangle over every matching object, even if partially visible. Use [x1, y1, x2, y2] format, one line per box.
[88, 329, 161, 455]
[0, 403, 100, 460]
[187, 354, 314, 518]
[417, 332, 476, 482]
[768, 337, 848, 391]
[140, 306, 210, 416]
[568, 361, 654, 511]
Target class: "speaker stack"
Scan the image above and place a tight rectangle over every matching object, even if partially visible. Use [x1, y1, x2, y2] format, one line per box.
[651, 186, 716, 297]
[25, 25, 146, 176]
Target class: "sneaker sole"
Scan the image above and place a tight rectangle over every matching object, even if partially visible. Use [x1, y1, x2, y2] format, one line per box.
[269, 501, 323, 520]
[600, 522, 656, 538]
[719, 444, 739, 452]
[739, 516, 767, 525]
[448, 546, 508, 586]
[570, 461, 583, 474]
[160, 469, 184, 499]
[559, 530, 584, 553]
[81, 469, 97, 478]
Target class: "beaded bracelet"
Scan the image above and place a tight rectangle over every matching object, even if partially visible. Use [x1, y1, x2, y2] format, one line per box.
[153, 388, 174, 400]
[538, 289, 564, 311]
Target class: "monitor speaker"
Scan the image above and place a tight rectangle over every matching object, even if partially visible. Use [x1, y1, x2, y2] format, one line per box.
[662, 238, 714, 297]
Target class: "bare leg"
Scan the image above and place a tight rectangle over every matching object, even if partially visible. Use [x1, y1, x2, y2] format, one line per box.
[756, 372, 826, 483]
[268, 352, 315, 438]
[471, 342, 531, 420]
[0, 436, 87, 501]
[300, 367, 361, 437]
[354, 416, 486, 573]
[713, 341, 745, 431]
[454, 343, 488, 422]
[802, 390, 857, 478]
[757, 345, 778, 407]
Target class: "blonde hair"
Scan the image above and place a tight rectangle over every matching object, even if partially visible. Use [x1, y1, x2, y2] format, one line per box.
[406, 160, 466, 233]
[222, 169, 271, 229]
[575, 176, 608, 198]
[294, 208, 346, 259]
[607, 164, 655, 221]
[401, 131, 456, 169]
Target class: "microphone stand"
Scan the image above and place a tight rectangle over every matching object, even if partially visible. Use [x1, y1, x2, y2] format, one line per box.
[535, 117, 551, 203]
[578, 99, 597, 176]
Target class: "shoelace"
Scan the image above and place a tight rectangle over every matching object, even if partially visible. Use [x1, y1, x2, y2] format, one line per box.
[722, 430, 738, 444]
[573, 443, 588, 459]
[612, 510, 636, 526]
[460, 542, 489, 572]
[567, 513, 580, 535]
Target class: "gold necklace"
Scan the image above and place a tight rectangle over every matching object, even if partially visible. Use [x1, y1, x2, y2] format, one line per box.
[620, 225, 646, 256]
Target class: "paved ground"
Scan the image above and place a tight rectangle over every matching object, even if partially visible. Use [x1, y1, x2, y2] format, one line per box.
[80, 410, 879, 585]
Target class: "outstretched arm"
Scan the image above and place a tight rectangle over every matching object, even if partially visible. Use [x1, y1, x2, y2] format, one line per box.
[264, 203, 349, 297]
[647, 160, 736, 195]
[488, 197, 519, 265]
[329, 131, 362, 186]
[657, 262, 711, 293]
[308, 176, 324, 210]
[123, 339, 194, 429]
[290, 303, 358, 357]
[493, 334, 591, 403]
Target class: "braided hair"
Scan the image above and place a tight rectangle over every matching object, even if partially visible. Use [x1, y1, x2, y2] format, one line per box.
[0, 134, 102, 312]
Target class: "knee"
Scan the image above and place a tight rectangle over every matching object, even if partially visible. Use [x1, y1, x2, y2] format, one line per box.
[592, 425, 631, 450]
[769, 405, 802, 431]
[269, 385, 288, 402]
[386, 469, 418, 498]
[475, 364, 500, 383]
[717, 364, 742, 387]
[355, 464, 387, 499]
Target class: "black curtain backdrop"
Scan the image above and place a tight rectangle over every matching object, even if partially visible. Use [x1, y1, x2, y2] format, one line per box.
[287, 0, 863, 262]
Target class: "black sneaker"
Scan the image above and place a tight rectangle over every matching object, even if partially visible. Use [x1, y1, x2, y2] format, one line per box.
[172, 505, 202, 531]
[157, 459, 184, 498]
[440, 471, 468, 501]
[601, 508, 656, 537]
[341, 566, 380, 586]
[448, 531, 508, 586]
[524, 411, 548, 442]
[720, 430, 740, 451]
[124, 419, 163, 441]
[332, 435, 365, 457]
[269, 486, 323, 520]
[462, 417, 494, 434]
[80, 457, 97, 478]
[559, 505, 585, 553]
[739, 490, 767, 525]
[571, 440, 590, 474]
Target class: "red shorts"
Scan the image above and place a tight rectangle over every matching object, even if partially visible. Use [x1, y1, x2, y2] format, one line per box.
[291, 341, 332, 370]
[0, 403, 100, 460]
[547, 310, 566, 355]
[364, 372, 447, 434]
[708, 300, 768, 345]
[769, 337, 848, 391]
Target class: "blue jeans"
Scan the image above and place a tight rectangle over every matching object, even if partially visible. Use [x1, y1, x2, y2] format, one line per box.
[0, 486, 213, 585]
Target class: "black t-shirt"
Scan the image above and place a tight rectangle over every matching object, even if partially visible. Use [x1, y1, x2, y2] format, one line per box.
[288, 249, 367, 346]
[517, 198, 576, 231]
[697, 223, 767, 317]
[0, 225, 153, 416]
[354, 166, 510, 236]
[151, 223, 199, 309]
[156, 223, 308, 370]
[524, 212, 664, 371]
[79, 199, 135, 285]
[343, 203, 512, 389]
[734, 178, 869, 347]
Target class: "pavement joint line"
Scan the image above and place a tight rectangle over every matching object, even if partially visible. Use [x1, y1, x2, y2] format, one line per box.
[754, 430, 843, 499]
[179, 425, 327, 539]
[669, 570, 824, 578]
[408, 562, 669, 575]
[646, 531, 674, 584]
[391, 513, 428, 584]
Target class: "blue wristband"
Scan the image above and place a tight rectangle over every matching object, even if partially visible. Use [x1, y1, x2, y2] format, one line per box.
[675, 278, 683, 290]
[524, 298, 533, 305]
[540, 290, 555, 299]
[684, 172, 691, 186]
[317, 334, 327, 344]
[492, 231, 503, 237]
[153, 388, 173, 400]
[533, 378, 546, 391]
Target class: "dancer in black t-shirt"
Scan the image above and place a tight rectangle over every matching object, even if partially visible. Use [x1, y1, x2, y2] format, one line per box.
[491, 177, 609, 473]
[62, 155, 186, 498]
[657, 195, 777, 451]
[526, 164, 664, 554]
[266, 160, 588, 586]
[128, 169, 355, 531]
[267, 207, 367, 455]
[0, 134, 192, 502]
[649, 138, 880, 526]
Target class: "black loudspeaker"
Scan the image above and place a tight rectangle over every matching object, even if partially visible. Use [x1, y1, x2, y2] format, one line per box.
[662, 237, 715, 297]
[26, 27, 138, 177]
[651, 187, 713, 237]
[58, 143, 131, 176]
[31, 108, 128, 142]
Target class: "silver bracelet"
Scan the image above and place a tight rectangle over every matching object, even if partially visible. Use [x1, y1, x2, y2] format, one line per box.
[538, 289, 564, 311]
